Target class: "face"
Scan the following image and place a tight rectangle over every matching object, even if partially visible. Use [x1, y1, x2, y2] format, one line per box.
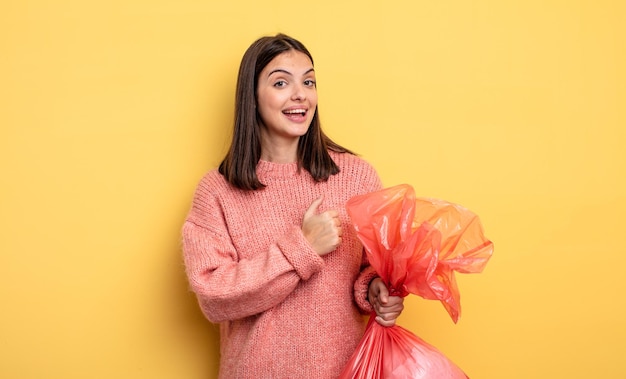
[256, 50, 318, 146]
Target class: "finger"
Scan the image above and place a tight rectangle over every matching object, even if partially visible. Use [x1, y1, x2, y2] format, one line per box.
[378, 306, 402, 324]
[369, 278, 381, 300]
[304, 195, 324, 219]
[382, 303, 404, 314]
[378, 283, 389, 304]
[324, 209, 339, 220]
[379, 305, 403, 317]
[377, 303, 402, 315]
[385, 296, 404, 308]
[375, 315, 396, 327]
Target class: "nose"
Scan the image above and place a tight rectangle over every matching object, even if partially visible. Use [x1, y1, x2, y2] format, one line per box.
[291, 83, 306, 101]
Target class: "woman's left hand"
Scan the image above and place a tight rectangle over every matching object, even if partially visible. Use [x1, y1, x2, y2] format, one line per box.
[368, 277, 405, 327]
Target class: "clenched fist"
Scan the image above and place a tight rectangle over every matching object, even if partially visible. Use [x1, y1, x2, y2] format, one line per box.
[302, 195, 342, 256]
[368, 277, 405, 327]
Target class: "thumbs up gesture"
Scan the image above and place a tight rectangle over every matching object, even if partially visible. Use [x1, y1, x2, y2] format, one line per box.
[302, 194, 342, 256]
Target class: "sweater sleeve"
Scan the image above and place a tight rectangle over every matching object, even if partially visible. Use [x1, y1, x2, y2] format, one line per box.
[182, 178, 325, 323]
[350, 157, 384, 314]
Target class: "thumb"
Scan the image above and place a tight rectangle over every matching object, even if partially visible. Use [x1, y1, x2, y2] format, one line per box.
[304, 194, 324, 219]
[378, 283, 389, 304]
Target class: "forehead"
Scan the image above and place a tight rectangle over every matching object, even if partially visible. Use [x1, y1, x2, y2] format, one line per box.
[261, 50, 314, 75]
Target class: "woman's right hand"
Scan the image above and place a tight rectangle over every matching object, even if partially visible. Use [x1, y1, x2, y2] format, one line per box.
[302, 195, 342, 256]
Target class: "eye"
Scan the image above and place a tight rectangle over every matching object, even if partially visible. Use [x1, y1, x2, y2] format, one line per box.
[304, 79, 316, 87]
[273, 80, 287, 88]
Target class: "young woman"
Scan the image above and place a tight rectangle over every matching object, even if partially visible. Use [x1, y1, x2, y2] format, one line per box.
[182, 33, 404, 378]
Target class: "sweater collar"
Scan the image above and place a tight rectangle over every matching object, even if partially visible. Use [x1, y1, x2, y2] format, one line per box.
[256, 159, 300, 181]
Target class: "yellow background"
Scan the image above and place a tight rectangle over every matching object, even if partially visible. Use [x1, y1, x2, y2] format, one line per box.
[2, 1, 625, 378]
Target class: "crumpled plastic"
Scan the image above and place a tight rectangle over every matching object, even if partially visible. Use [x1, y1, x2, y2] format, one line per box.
[339, 184, 493, 379]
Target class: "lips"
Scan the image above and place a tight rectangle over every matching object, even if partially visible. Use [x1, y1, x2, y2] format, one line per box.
[283, 108, 307, 115]
[282, 108, 308, 122]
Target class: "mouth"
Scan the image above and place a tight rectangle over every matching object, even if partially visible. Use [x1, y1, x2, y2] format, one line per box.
[282, 108, 307, 116]
[282, 108, 308, 122]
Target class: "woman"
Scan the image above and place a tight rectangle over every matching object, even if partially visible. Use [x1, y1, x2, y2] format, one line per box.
[182, 33, 404, 378]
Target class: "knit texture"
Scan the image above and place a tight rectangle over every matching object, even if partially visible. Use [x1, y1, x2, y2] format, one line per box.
[182, 151, 382, 379]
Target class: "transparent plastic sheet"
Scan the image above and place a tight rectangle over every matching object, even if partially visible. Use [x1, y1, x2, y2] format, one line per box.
[339, 184, 494, 378]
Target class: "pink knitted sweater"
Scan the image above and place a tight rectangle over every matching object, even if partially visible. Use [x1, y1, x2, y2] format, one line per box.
[182, 151, 382, 378]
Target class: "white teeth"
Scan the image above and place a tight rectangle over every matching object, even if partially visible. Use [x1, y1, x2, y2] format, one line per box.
[284, 109, 306, 114]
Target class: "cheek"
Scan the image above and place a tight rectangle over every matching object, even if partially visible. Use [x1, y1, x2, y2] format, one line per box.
[256, 95, 274, 119]
[310, 101, 318, 117]
[257, 106, 273, 126]
[257, 102, 282, 128]
[258, 90, 284, 112]
[308, 91, 318, 106]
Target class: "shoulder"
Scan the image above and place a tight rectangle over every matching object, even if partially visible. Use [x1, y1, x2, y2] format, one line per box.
[186, 169, 244, 227]
[199, 169, 229, 189]
[193, 169, 231, 199]
[330, 151, 378, 176]
[188, 169, 234, 213]
[329, 151, 382, 192]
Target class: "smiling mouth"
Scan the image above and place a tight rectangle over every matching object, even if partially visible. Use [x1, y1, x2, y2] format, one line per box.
[283, 109, 307, 116]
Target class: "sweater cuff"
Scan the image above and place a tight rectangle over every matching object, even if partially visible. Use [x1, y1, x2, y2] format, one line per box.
[277, 225, 324, 280]
[354, 266, 378, 314]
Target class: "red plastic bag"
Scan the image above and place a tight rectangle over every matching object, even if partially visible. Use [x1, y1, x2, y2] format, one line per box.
[339, 184, 493, 378]
[340, 316, 469, 378]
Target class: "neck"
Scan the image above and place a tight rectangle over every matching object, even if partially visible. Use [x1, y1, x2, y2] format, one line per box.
[260, 147, 298, 163]
[260, 134, 299, 163]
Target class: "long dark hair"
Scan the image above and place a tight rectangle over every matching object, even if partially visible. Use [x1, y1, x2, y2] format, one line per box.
[218, 33, 353, 191]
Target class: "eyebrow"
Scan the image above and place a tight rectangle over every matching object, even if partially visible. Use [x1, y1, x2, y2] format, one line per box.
[267, 68, 315, 77]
